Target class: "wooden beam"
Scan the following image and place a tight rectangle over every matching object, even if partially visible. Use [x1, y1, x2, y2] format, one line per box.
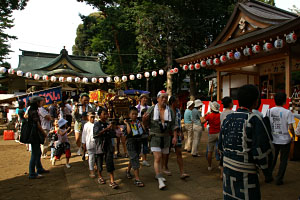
[217, 70, 221, 101]
[285, 55, 291, 97]
[224, 69, 259, 76]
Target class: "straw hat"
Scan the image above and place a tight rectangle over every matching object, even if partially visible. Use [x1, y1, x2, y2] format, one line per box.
[187, 101, 194, 108]
[210, 101, 220, 112]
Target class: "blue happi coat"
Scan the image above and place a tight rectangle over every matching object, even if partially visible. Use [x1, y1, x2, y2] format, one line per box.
[219, 108, 274, 200]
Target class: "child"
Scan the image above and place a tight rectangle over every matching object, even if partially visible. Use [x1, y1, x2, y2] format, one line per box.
[93, 108, 118, 189]
[49, 119, 59, 161]
[81, 112, 89, 160]
[124, 107, 145, 187]
[82, 112, 96, 178]
[52, 118, 72, 168]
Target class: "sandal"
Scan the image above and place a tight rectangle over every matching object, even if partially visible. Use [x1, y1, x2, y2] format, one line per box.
[126, 170, 133, 179]
[109, 181, 119, 189]
[134, 179, 144, 187]
[180, 173, 190, 179]
[89, 174, 96, 178]
[97, 177, 106, 184]
[163, 170, 172, 176]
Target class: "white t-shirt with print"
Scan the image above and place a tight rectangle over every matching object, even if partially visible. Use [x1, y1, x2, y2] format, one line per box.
[267, 106, 295, 144]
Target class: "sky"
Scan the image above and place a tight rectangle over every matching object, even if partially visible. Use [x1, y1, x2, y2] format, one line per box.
[4, 0, 300, 68]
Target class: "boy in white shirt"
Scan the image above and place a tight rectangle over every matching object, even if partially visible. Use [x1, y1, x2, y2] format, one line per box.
[82, 112, 96, 178]
[267, 92, 295, 185]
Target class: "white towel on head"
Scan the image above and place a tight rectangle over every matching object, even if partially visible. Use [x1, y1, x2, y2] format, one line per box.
[153, 104, 172, 121]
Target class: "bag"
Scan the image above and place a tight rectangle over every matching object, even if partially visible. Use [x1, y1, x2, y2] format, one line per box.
[20, 118, 31, 144]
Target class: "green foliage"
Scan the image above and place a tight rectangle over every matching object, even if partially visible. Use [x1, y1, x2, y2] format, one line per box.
[289, 5, 300, 16]
[0, 0, 28, 67]
[257, 0, 275, 6]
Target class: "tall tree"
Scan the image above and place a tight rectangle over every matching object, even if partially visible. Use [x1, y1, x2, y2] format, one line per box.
[0, 0, 28, 67]
[257, 0, 275, 6]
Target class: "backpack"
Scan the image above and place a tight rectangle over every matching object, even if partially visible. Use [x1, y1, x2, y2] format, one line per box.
[19, 118, 31, 144]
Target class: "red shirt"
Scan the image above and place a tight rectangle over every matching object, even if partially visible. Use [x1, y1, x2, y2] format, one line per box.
[205, 112, 221, 134]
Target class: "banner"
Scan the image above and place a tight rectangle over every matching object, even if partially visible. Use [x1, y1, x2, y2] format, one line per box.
[19, 87, 62, 106]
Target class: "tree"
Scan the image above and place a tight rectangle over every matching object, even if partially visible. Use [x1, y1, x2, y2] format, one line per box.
[289, 5, 300, 16]
[257, 0, 275, 6]
[0, 0, 28, 67]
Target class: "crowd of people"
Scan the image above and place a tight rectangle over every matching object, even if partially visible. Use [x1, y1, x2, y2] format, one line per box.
[14, 84, 300, 199]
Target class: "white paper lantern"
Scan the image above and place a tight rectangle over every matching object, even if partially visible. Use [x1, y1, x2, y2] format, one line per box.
[206, 59, 213, 66]
[67, 77, 72, 82]
[114, 76, 120, 82]
[42, 75, 49, 81]
[200, 61, 207, 67]
[189, 64, 194, 70]
[17, 70, 23, 76]
[92, 78, 97, 83]
[274, 39, 283, 49]
[25, 72, 32, 78]
[173, 68, 179, 73]
[82, 77, 88, 83]
[152, 71, 157, 77]
[227, 52, 234, 60]
[220, 55, 227, 63]
[195, 63, 201, 70]
[50, 76, 57, 82]
[234, 51, 241, 60]
[286, 32, 297, 43]
[122, 76, 127, 82]
[75, 77, 81, 83]
[243, 47, 252, 56]
[99, 78, 104, 83]
[263, 42, 273, 52]
[159, 69, 164, 75]
[144, 72, 150, 78]
[106, 77, 112, 83]
[0, 67, 7, 74]
[182, 65, 188, 71]
[213, 58, 220, 65]
[252, 45, 261, 54]
[137, 73, 142, 79]
[34, 74, 40, 80]
[8, 68, 15, 74]
[59, 77, 65, 82]
[129, 75, 135, 80]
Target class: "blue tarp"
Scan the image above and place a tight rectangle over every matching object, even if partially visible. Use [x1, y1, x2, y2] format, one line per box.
[124, 90, 150, 95]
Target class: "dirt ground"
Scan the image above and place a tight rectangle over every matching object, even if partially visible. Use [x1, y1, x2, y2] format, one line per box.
[1, 132, 300, 200]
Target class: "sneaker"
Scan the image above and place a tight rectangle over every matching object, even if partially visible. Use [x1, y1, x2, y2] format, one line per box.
[142, 160, 151, 167]
[158, 178, 166, 190]
[29, 174, 44, 179]
[52, 158, 56, 166]
[66, 163, 71, 169]
[208, 166, 213, 171]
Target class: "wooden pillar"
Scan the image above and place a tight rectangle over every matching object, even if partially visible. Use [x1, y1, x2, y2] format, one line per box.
[285, 55, 291, 97]
[217, 70, 221, 101]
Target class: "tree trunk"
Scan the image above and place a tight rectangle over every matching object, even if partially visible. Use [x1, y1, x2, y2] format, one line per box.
[189, 72, 196, 101]
[166, 44, 172, 96]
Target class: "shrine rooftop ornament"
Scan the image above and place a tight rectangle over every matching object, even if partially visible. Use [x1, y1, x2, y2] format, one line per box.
[122, 76, 127, 82]
[114, 76, 120, 82]
[67, 77, 72, 82]
[75, 77, 81, 83]
[34, 74, 40, 80]
[99, 78, 104, 83]
[189, 64, 194, 70]
[42, 75, 48, 81]
[137, 73, 142, 79]
[8, 68, 15, 74]
[83, 77, 88, 83]
[92, 78, 97, 83]
[220, 55, 227, 63]
[50, 76, 57, 82]
[174, 67, 179, 73]
[286, 32, 297, 43]
[144, 72, 150, 78]
[106, 77, 112, 83]
[263, 42, 273, 52]
[252, 45, 261, 54]
[206, 59, 213, 66]
[25, 72, 32, 78]
[200, 60, 207, 67]
[129, 74, 135, 80]
[182, 65, 188, 71]
[0, 67, 6, 74]
[152, 71, 157, 77]
[195, 63, 201, 70]
[159, 69, 164, 75]
[234, 51, 241, 60]
[274, 38, 283, 49]
[213, 58, 220, 65]
[17, 70, 23, 76]
[59, 77, 65, 82]
[243, 47, 252, 56]
[227, 52, 234, 60]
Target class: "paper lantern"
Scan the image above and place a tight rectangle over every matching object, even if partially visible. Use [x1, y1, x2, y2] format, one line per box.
[82, 77, 88, 83]
[182, 65, 188, 71]
[75, 77, 81, 83]
[25, 72, 32, 78]
[92, 78, 97, 83]
[213, 58, 220, 65]
[195, 63, 201, 70]
[114, 76, 120, 82]
[206, 59, 213, 66]
[59, 77, 65, 82]
[0, 67, 6, 74]
[144, 72, 150, 78]
[200, 60, 207, 67]
[220, 55, 227, 63]
[42, 75, 49, 81]
[99, 78, 104, 83]
[227, 52, 234, 60]
[286, 32, 297, 43]
[34, 74, 40, 80]
[159, 69, 164, 75]
[252, 45, 261, 54]
[234, 51, 241, 60]
[274, 39, 283, 49]
[129, 75, 135, 80]
[173, 68, 179, 73]
[137, 73, 142, 79]
[152, 71, 157, 77]
[17, 70, 23, 76]
[243, 47, 252, 56]
[263, 42, 273, 52]
[122, 76, 127, 82]
[50, 76, 57, 82]
[106, 77, 112, 83]
[8, 68, 15, 74]
[189, 64, 194, 70]
[169, 69, 174, 74]
[67, 77, 72, 82]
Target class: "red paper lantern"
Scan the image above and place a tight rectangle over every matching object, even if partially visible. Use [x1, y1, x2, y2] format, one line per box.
[189, 64, 194, 70]
[195, 63, 201, 70]
[252, 45, 261, 54]
[200, 60, 207, 67]
[226, 52, 234, 60]
[169, 69, 174, 74]
[183, 65, 188, 71]
[173, 68, 179, 73]
[263, 42, 273, 52]
[213, 58, 220, 65]
[220, 55, 227, 63]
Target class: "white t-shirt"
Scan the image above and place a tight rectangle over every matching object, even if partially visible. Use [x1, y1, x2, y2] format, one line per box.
[82, 122, 95, 150]
[136, 104, 149, 117]
[57, 128, 69, 144]
[266, 106, 295, 144]
[38, 107, 51, 131]
[65, 104, 72, 115]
